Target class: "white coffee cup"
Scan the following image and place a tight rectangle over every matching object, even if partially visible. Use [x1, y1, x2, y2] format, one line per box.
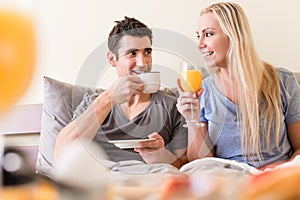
[138, 71, 161, 94]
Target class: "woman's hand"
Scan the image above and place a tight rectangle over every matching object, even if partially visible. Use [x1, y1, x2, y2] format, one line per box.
[176, 78, 204, 121]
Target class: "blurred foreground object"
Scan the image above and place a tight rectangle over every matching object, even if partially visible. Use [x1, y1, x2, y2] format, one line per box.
[241, 166, 300, 200]
[0, 178, 58, 200]
[0, 7, 36, 197]
[0, 9, 35, 114]
[0, 148, 58, 200]
[53, 141, 113, 200]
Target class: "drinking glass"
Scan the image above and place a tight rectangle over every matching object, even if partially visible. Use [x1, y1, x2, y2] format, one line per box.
[179, 62, 205, 127]
[0, 9, 35, 114]
[0, 8, 35, 189]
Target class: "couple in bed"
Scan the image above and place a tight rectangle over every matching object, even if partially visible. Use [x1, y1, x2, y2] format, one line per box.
[51, 2, 300, 175]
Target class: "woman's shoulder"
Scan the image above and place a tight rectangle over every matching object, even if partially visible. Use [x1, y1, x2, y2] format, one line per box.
[276, 67, 294, 79]
[202, 74, 214, 88]
[276, 67, 299, 85]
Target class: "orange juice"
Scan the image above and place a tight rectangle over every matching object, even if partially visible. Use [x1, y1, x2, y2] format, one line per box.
[0, 10, 35, 114]
[180, 70, 202, 92]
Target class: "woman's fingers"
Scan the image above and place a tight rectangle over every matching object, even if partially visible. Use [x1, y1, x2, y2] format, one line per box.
[197, 88, 204, 97]
[176, 78, 184, 92]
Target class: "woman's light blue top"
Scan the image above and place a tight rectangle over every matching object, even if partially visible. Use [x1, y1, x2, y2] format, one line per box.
[200, 68, 300, 168]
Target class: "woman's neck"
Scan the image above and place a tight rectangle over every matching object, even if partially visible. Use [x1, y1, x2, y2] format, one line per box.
[215, 70, 239, 104]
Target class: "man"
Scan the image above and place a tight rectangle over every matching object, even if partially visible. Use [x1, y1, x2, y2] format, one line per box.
[54, 16, 187, 168]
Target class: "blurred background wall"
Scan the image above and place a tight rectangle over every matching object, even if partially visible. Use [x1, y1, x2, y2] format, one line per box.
[1, 0, 299, 105]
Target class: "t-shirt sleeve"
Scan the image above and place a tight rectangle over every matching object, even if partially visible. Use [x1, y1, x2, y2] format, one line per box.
[169, 111, 188, 150]
[164, 97, 188, 152]
[72, 93, 99, 120]
[200, 82, 208, 123]
[281, 71, 300, 124]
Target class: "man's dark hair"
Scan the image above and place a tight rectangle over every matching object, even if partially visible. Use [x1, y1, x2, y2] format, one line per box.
[108, 16, 153, 59]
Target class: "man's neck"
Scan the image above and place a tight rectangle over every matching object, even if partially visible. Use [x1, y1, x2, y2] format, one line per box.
[120, 93, 152, 120]
[127, 92, 151, 106]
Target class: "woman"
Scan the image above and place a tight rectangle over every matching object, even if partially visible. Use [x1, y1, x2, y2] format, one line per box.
[177, 2, 300, 168]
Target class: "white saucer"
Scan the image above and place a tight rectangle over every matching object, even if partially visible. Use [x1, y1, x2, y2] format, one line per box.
[108, 138, 156, 149]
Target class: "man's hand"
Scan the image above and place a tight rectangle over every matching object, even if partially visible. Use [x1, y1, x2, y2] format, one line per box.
[135, 132, 164, 152]
[108, 75, 144, 105]
[134, 132, 164, 164]
[134, 132, 178, 164]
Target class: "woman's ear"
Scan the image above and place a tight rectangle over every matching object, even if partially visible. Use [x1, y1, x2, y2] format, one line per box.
[107, 51, 116, 67]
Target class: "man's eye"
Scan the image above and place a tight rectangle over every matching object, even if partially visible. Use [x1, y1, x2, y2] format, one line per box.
[129, 51, 137, 56]
[125, 51, 137, 57]
[196, 35, 200, 40]
[145, 50, 152, 55]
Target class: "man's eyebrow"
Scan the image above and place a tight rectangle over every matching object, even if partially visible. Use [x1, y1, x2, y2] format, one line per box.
[117, 49, 136, 57]
[122, 47, 152, 54]
[123, 48, 138, 54]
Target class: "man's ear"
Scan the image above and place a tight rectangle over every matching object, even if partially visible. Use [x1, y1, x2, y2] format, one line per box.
[107, 51, 117, 67]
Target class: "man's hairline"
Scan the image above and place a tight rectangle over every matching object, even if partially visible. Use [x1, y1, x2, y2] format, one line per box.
[111, 34, 153, 60]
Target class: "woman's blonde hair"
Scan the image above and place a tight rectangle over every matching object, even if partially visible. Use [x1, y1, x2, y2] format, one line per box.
[201, 2, 281, 162]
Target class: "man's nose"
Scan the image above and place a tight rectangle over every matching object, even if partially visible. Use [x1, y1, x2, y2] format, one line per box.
[136, 53, 147, 66]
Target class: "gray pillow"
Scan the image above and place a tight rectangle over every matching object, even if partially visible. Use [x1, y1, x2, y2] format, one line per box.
[36, 76, 103, 176]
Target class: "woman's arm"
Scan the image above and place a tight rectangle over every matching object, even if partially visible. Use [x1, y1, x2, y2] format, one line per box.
[287, 121, 300, 159]
[187, 123, 214, 161]
[176, 78, 214, 161]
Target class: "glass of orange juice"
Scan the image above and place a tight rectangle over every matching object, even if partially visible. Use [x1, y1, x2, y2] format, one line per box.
[0, 9, 35, 114]
[0, 8, 35, 190]
[180, 62, 204, 127]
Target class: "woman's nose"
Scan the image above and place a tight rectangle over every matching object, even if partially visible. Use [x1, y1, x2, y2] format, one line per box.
[197, 37, 206, 50]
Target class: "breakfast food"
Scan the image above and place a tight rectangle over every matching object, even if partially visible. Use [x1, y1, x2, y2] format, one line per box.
[160, 175, 192, 200]
[241, 166, 300, 200]
[0, 179, 58, 200]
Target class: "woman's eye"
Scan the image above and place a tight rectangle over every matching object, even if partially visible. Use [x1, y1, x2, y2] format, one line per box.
[196, 35, 200, 40]
[205, 32, 213, 37]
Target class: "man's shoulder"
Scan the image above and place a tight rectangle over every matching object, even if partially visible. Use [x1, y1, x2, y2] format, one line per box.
[73, 92, 101, 118]
[158, 88, 179, 99]
[153, 89, 179, 108]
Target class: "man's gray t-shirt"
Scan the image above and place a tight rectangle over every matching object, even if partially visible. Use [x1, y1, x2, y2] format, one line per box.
[200, 68, 300, 168]
[73, 91, 187, 162]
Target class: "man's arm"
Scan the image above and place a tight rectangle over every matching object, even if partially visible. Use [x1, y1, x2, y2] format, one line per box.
[53, 90, 112, 160]
[53, 75, 144, 160]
